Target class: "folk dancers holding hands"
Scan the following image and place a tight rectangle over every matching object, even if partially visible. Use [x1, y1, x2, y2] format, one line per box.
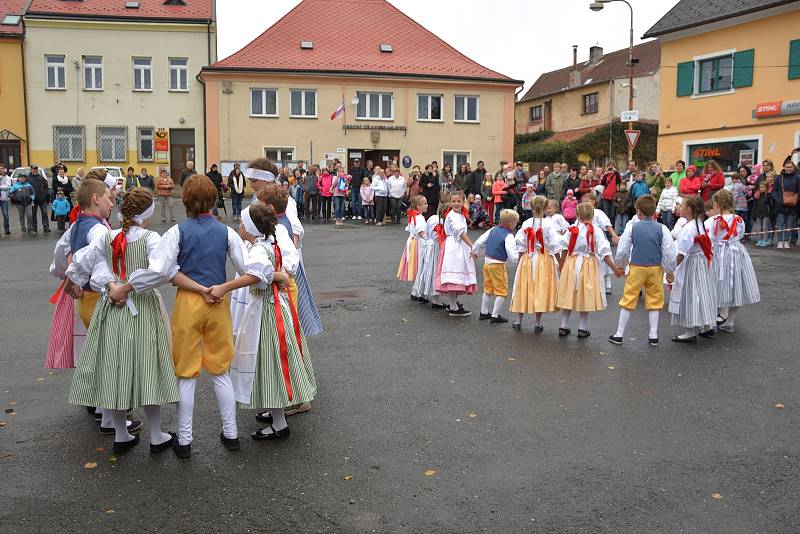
[435, 191, 476, 317]
[471, 209, 520, 324]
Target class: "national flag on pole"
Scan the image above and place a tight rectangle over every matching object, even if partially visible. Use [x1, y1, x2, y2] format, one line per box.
[330, 96, 345, 120]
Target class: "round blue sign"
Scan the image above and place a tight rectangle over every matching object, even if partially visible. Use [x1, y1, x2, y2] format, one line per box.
[402, 155, 412, 169]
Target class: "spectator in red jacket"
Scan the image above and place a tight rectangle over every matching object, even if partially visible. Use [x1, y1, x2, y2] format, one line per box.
[577, 169, 599, 201]
[700, 159, 725, 201]
[600, 163, 621, 220]
[679, 165, 702, 197]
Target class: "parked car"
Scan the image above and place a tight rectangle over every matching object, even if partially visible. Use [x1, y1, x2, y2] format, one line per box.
[11, 166, 52, 185]
[90, 166, 124, 192]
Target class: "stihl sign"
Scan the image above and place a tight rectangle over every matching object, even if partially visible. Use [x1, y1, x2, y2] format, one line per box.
[755, 100, 800, 118]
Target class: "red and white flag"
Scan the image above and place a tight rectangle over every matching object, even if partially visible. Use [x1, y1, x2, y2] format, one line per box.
[330, 96, 345, 120]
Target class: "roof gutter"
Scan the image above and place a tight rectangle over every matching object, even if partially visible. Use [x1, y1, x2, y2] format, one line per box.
[24, 12, 213, 25]
[201, 66, 524, 86]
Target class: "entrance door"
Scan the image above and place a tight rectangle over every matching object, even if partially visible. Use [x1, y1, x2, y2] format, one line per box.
[0, 140, 21, 170]
[544, 101, 552, 131]
[362, 149, 400, 170]
[169, 129, 195, 181]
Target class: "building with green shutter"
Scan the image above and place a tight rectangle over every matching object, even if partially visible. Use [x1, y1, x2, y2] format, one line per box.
[644, 0, 800, 171]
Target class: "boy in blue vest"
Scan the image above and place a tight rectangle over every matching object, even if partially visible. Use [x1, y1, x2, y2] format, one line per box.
[471, 209, 520, 324]
[122, 175, 247, 458]
[609, 195, 677, 347]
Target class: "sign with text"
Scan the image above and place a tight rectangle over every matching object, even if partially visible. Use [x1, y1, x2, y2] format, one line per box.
[624, 129, 641, 151]
[739, 149, 755, 168]
[621, 110, 639, 122]
[755, 99, 800, 118]
[154, 128, 169, 164]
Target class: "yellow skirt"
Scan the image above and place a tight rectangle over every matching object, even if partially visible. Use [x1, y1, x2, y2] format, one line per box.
[556, 255, 606, 312]
[396, 238, 419, 282]
[77, 291, 101, 328]
[509, 253, 559, 314]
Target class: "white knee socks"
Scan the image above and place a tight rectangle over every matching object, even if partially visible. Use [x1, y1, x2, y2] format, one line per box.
[143, 405, 171, 446]
[448, 293, 459, 312]
[100, 408, 112, 428]
[481, 293, 491, 315]
[210, 372, 238, 440]
[111, 409, 133, 443]
[726, 306, 739, 326]
[535, 312, 542, 326]
[677, 327, 696, 339]
[560, 310, 571, 329]
[271, 408, 287, 431]
[648, 310, 659, 339]
[578, 312, 589, 331]
[491, 296, 506, 318]
[514, 312, 523, 325]
[614, 308, 631, 337]
[176, 378, 196, 446]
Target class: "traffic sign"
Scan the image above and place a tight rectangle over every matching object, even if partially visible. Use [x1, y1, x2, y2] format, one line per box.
[624, 129, 641, 151]
[621, 110, 639, 122]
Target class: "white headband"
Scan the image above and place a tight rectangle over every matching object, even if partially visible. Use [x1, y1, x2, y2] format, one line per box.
[116, 199, 156, 225]
[241, 206, 262, 237]
[244, 168, 276, 182]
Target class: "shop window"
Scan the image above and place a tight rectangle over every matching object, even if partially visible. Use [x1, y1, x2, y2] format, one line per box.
[686, 138, 759, 172]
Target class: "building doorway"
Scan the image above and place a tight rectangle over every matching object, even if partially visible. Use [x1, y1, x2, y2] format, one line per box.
[348, 149, 400, 171]
[169, 129, 195, 182]
[0, 130, 23, 169]
[544, 101, 552, 131]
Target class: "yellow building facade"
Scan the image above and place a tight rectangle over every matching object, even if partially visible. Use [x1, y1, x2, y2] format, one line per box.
[646, 3, 800, 171]
[0, 9, 28, 168]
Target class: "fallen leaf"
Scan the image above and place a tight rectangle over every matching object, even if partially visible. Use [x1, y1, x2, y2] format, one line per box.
[8, 411, 16, 417]
[424, 469, 436, 476]
[599, 351, 608, 356]
[105, 509, 115, 514]
[36, 378, 44, 383]
[0, 422, 6, 427]
[48, 372, 55, 376]
[343, 475, 353, 481]
[108, 455, 118, 463]
[84, 462, 98, 469]
[774, 403, 785, 409]
[365, 334, 371, 337]
[558, 379, 566, 383]
[711, 492, 722, 500]
[507, 358, 515, 361]
[402, 318, 408, 322]
[608, 366, 616, 370]
[467, 411, 477, 418]
[9, 401, 17, 406]
[95, 447, 106, 452]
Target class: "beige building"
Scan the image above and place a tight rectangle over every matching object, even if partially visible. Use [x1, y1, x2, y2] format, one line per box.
[201, 0, 521, 176]
[515, 41, 661, 139]
[23, 0, 215, 179]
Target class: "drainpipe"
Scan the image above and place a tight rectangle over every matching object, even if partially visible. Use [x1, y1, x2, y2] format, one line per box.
[608, 79, 614, 164]
[20, 37, 31, 164]
[196, 71, 207, 172]
[514, 85, 524, 136]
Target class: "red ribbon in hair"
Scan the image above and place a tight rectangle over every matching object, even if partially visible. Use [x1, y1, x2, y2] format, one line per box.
[586, 223, 595, 254]
[110, 232, 127, 279]
[695, 233, 714, 265]
[434, 222, 446, 246]
[524, 226, 545, 254]
[714, 215, 741, 241]
[406, 209, 420, 225]
[567, 224, 594, 255]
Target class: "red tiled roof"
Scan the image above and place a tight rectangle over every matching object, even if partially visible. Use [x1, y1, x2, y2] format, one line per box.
[211, 0, 519, 83]
[519, 40, 661, 102]
[26, 0, 212, 22]
[0, 0, 26, 35]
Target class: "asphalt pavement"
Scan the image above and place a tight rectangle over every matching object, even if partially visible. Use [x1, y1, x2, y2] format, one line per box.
[1, 209, 799, 533]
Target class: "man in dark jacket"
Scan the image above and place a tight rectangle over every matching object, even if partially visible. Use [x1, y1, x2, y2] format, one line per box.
[468, 161, 486, 196]
[303, 166, 320, 222]
[179, 161, 195, 186]
[349, 159, 369, 220]
[419, 164, 440, 217]
[27, 165, 50, 233]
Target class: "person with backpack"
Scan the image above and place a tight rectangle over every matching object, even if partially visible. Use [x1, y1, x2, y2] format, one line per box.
[9, 173, 35, 233]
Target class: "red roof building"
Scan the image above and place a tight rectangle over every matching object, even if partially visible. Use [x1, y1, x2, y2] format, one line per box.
[0, 0, 26, 36]
[202, 0, 521, 178]
[26, 0, 213, 22]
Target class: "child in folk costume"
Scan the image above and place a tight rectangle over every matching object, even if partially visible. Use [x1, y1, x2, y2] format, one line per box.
[670, 197, 687, 240]
[435, 191, 476, 317]
[129, 175, 247, 459]
[399, 195, 428, 285]
[705, 189, 760, 333]
[609, 195, 677, 347]
[546, 199, 570, 233]
[556, 202, 623, 337]
[210, 204, 316, 441]
[471, 209, 520, 324]
[583, 190, 619, 295]
[509, 196, 563, 333]
[669, 196, 718, 342]
[67, 188, 178, 454]
[411, 199, 449, 308]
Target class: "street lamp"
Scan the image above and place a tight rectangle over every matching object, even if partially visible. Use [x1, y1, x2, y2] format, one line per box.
[590, 0, 635, 162]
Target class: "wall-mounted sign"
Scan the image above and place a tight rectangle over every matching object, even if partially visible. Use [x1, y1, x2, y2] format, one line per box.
[402, 155, 412, 168]
[754, 99, 800, 118]
[621, 110, 639, 122]
[336, 147, 346, 154]
[154, 128, 169, 164]
[739, 149, 755, 168]
[350, 152, 362, 159]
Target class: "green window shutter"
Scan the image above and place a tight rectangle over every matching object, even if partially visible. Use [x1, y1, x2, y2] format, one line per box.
[676, 61, 695, 96]
[789, 39, 800, 80]
[733, 49, 754, 87]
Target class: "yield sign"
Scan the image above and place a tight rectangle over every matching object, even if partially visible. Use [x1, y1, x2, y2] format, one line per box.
[625, 129, 641, 151]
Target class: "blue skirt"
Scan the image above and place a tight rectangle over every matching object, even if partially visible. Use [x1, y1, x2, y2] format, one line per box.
[295, 261, 323, 336]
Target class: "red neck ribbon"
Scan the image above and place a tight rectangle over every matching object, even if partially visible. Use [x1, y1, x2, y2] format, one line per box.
[68, 206, 82, 224]
[694, 220, 714, 265]
[434, 223, 446, 246]
[714, 215, 740, 240]
[568, 224, 594, 255]
[443, 206, 469, 218]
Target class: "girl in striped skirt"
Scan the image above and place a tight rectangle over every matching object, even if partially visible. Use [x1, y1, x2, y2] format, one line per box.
[66, 188, 179, 455]
[210, 203, 316, 441]
[670, 196, 718, 342]
[704, 189, 760, 333]
[411, 199, 449, 308]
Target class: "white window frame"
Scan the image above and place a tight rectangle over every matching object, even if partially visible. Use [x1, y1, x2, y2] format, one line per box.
[83, 56, 103, 91]
[132, 57, 152, 92]
[263, 147, 296, 163]
[442, 150, 472, 172]
[417, 94, 443, 122]
[250, 88, 279, 118]
[45, 55, 66, 90]
[691, 48, 736, 100]
[681, 134, 763, 168]
[355, 91, 394, 121]
[97, 126, 128, 162]
[169, 57, 188, 92]
[289, 89, 317, 118]
[53, 126, 85, 161]
[454, 95, 480, 123]
[137, 126, 154, 162]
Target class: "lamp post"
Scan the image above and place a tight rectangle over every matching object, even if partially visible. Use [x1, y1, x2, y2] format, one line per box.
[590, 0, 635, 162]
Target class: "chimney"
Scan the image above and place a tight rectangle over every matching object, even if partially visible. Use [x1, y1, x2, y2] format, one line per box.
[589, 45, 603, 63]
[569, 45, 581, 88]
